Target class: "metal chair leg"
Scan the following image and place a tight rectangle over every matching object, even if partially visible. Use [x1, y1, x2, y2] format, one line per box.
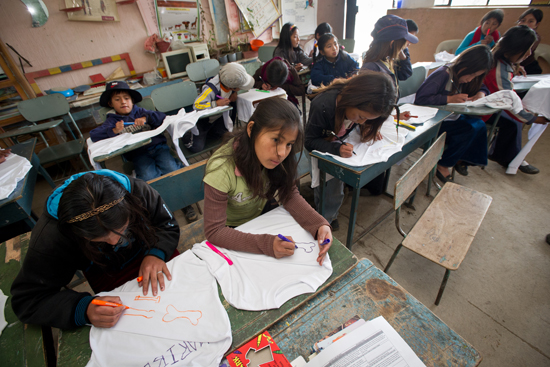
[195, 202, 203, 215]
[435, 268, 451, 305]
[384, 244, 402, 273]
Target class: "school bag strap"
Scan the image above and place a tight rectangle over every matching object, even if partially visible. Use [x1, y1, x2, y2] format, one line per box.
[205, 77, 221, 98]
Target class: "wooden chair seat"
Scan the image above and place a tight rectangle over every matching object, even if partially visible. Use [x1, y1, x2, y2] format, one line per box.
[37, 138, 87, 165]
[401, 182, 492, 271]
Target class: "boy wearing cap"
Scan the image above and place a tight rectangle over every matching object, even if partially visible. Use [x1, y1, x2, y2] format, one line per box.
[90, 81, 198, 222]
[186, 63, 254, 152]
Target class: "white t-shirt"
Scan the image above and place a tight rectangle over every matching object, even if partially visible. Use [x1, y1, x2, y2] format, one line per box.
[191, 206, 333, 311]
[303, 38, 316, 57]
[86, 251, 232, 367]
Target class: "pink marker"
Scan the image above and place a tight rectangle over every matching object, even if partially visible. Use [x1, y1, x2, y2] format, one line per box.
[205, 241, 233, 265]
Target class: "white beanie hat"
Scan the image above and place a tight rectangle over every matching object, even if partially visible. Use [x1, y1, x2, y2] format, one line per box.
[219, 63, 255, 90]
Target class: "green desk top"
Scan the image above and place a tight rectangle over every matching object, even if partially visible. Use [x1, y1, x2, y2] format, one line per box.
[0, 119, 63, 140]
[56, 239, 358, 367]
[429, 104, 501, 116]
[0, 233, 48, 367]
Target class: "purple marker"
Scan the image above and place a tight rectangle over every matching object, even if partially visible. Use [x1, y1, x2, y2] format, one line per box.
[320, 238, 331, 246]
[216, 95, 223, 99]
[278, 234, 298, 249]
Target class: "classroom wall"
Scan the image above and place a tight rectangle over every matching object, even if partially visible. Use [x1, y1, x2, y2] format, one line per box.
[389, 7, 550, 73]
[317, 0, 346, 40]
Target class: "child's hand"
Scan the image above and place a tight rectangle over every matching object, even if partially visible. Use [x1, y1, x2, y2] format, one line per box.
[113, 120, 124, 134]
[262, 83, 274, 91]
[481, 35, 494, 45]
[138, 255, 172, 297]
[216, 98, 230, 107]
[316, 225, 333, 266]
[339, 143, 354, 158]
[376, 132, 383, 141]
[534, 116, 549, 124]
[86, 296, 125, 328]
[273, 235, 295, 258]
[470, 92, 486, 102]
[294, 63, 303, 70]
[514, 65, 527, 77]
[399, 111, 417, 121]
[0, 149, 11, 164]
[229, 92, 238, 102]
[134, 117, 146, 126]
[447, 94, 470, 103]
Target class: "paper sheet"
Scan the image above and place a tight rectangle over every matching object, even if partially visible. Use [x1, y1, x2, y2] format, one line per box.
[191, 206, 333, 311]
[522, 79, 550, 119]
[87, 251, 232, 367]
[511, 74, 550, 83]
[0, 289, 7, 337]
[236, 88, 287, 122]
[305, 316, 426, 367]
[0, 152, 33, 201]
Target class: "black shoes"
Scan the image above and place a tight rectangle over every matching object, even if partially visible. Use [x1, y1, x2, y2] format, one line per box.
[455, 162, 469, 176]
[183, 205, 198, 222]
[436, 170, 452, 183]
[330, 219, 340, 231]
[518, 164, 539, 174]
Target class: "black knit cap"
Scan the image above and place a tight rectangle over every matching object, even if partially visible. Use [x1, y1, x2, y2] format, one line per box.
[99, 81, 143, 107]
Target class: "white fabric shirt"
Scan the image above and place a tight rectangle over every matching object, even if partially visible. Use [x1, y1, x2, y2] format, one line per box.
[0, 152, 32, 201]
[191, 207, 333, 311]
[86, 251, 232, 367]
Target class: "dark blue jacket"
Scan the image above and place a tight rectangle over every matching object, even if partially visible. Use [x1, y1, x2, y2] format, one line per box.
[310, 51, 359, 86]
[394, 48, 413, 81]
[90, 105, 167, 160]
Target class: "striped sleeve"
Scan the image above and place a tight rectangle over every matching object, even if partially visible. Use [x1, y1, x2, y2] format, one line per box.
[193, 86, 215, 110]
[495, 62, 536, 123]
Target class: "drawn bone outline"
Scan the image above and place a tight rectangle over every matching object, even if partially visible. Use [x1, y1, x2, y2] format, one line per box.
[162, 305, 203, 325]
[134, 295, 161, 303]
[295, 241, 316, 253]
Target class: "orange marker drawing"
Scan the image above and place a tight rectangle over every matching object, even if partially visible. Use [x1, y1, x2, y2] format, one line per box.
[91, 299, 129, 309]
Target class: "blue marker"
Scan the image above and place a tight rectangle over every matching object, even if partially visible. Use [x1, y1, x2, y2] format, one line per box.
[320, 238, 331, 246]
[277, 234, 298, 249]
[123, 122, 134, 126]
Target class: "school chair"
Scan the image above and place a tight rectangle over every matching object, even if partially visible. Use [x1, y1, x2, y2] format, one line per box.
[384, 133, 492, 305]
[397, 66, 426, 99]
[137, 96, 156, 111]
[147, 160, 207, 252]
[435, 39, 462, 55]
[16, 94, 91, 172]
[339, 39, 355, 53]
[186, 59, 220, 89]
[258, 46, 276, 63]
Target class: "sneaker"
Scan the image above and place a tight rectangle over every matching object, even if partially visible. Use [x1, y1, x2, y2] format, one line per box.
[518, 162, 539, 174]
[182, 132, 194, 149]
[330, 219, 340, 231]
[182, 205, 198, 222]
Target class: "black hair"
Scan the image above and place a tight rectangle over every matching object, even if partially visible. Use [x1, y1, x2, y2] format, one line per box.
[406, 19, 418, 33]
[312, 71, 396, 143]
[209, 98, 303, 205]
[315, 22, 333, 37]
[518, 8, 543, 23]
[363, 39, 407, 71]
[275, 23, 302, 63]
[450, 45, 493, 97]
[481, 9, 504, 26]
[492, 25, 537, 66]
[264, 59, 289, 88]
[316, 33, 338, 62]
[108, 90, 136, 106]
[57, 173, 158, 265]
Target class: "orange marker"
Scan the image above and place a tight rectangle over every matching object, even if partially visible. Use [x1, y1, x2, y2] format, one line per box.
[137, 276, 143, 282]
[91, 299, 129, 309]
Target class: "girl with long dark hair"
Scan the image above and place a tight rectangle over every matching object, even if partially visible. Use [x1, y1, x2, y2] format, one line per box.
[11, 171, 180, 329]
[517, 8, 544, 75]
[484, 25, 549, 174]
[274, 22, 313, 70]
[310, 33, 359, 87]
[455, 9, 504, 55]
[203, 98, 332, 265]
[415, 45, 493, 181]
[252, 57, 304, 106]
[305, 71, 397, 229]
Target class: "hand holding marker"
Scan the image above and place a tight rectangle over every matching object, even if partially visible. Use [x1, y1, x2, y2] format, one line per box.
[329, 131, 356, 155]
[278, 234, 297, 248]
[91, 299, 129, 309]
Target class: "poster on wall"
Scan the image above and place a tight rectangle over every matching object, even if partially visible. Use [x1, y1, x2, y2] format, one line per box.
[281, 0, 316, 36]
[136, 0, 160, 35]
[209, 0, 230, 45]
[65, 0, 120, 21]
[156, 0, 200, 42]
[225, 0, 251, 34]
[233, 0, 281, 38]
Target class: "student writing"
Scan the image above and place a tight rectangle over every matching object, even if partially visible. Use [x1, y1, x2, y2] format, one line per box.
[11, 171, 180, 329]
[253, 57, 305, 107]
[203, 98, 332, 265]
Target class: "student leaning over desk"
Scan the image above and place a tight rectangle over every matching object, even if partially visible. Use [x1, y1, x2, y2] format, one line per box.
[203, 98, 332, 266]
[11, 170, 179, 329]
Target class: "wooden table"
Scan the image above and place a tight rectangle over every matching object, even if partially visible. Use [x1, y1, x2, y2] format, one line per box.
[55, 239, 358, 366]
[312, 109, 453, 248]
[269, 258, 481, 366]
[0, 233, 51, 367]
[0, 138, 55, 230]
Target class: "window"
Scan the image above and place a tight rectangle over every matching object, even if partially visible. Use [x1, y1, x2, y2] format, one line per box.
[430, 0, 531, 6]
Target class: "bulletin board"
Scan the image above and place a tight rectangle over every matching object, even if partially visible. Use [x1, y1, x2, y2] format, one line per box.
[156, 0, 200, 42]
[281, 0, 316, 36]
[233, 0, 281, 37]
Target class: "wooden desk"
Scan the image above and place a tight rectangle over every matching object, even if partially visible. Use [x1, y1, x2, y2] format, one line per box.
[312, 110, 453, 248]
[0, 233, 51, 367]
[56, 239, 358, 366]
[269, 258, 481, 366]
[0, 138, 55, 230]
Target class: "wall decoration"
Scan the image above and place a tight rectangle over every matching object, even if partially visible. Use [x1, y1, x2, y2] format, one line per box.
[64, 0, 120, 22]
[233, 0, 281, 38]
[281, 0, 316, 36]
[156, 0, 200, 42]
